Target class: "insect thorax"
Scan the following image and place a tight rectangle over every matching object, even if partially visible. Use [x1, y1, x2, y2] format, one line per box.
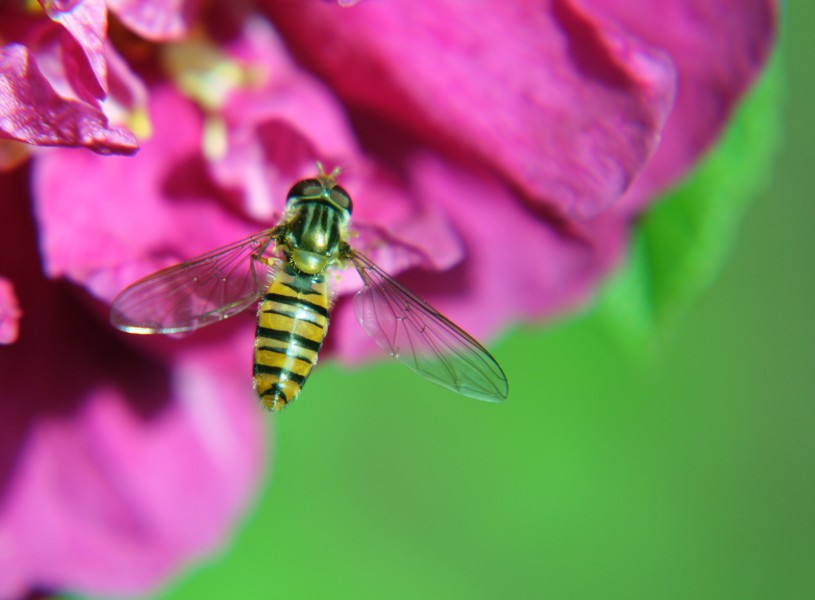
[282, 201, 349, 275]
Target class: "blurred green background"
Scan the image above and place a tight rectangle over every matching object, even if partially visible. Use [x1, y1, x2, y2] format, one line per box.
[149, 6, 811, 600]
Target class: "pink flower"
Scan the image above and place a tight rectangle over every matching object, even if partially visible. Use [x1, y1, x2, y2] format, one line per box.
[0, 0, 776, 597]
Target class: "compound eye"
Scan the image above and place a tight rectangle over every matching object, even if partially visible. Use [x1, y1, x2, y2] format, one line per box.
[330, 185, 353, 213]
[287, 178, 323, 203]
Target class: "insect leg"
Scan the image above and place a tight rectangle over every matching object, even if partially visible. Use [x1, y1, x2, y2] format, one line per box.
[249, 227, 284, 266]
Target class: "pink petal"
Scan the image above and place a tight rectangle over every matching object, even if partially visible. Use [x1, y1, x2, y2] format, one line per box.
[42, 0, 109, 104]
[210, 17, 465, 274]
[0, 167, 265, 598]
[33, 16, 464, 304]
[0, 347, 265, 598]
[0, 44, 137, 154]
[32, 84, 254, 299]
[330, 155, 627, 361]
[103, 40, 149, 119]
[580, 0, 778, 211]
[107, 0, 202, 41]
[264, 0, 676, 218]
[209, 16, 363, 221]
[0, 277, 22, 344]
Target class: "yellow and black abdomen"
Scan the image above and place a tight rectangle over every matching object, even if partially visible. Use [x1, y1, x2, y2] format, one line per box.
[253, 266, 329, 411]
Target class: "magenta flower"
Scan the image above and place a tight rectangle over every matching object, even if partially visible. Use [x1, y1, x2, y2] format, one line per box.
[0, 0, 776, 597]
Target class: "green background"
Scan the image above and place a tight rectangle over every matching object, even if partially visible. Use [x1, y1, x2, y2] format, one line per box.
[147, 6, 811, 600]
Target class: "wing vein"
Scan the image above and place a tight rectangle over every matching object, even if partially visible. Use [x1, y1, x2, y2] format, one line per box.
[350, 249, 507, 402]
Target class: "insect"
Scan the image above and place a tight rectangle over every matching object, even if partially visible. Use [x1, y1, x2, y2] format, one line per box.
[110, 167, 508, 411]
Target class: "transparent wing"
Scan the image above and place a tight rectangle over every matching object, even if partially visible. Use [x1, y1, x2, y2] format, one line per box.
[350, 249, 508, 402]
[111, 229, 278, 334]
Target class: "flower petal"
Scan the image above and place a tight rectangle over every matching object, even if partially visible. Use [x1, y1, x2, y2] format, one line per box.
[204, 15, 363, 221]
[107, 0, 201, 41]
[0, 277, 22, 345]
[42, 0, 109, 104]
[32, 84, 254, 299]
[0, 44, 137, 154]
[329, 154, 627, 360]
[102, 41, 151, 137]
[264, 0, 676, 218]
[580, 0, 779, 211]
[0, 167, 265, 598]
[0, 348, 264, 598]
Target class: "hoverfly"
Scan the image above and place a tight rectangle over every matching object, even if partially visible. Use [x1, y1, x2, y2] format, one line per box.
[110, 167, 508, 411]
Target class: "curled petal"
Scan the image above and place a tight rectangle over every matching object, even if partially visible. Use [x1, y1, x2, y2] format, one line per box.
[0, 44, 137, 154]
[102, 41, 151, 138]
[107, 0, 202, 41]
[42, 0, 108, 103]
[580, 0, 779, 211]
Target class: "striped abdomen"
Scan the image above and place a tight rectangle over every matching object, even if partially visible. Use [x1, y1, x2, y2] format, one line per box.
[253, 267, 329, 411]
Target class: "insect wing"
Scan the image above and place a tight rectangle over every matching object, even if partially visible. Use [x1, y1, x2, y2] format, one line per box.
[350, 250, 508, 402]
[111, 230, 277, 334]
